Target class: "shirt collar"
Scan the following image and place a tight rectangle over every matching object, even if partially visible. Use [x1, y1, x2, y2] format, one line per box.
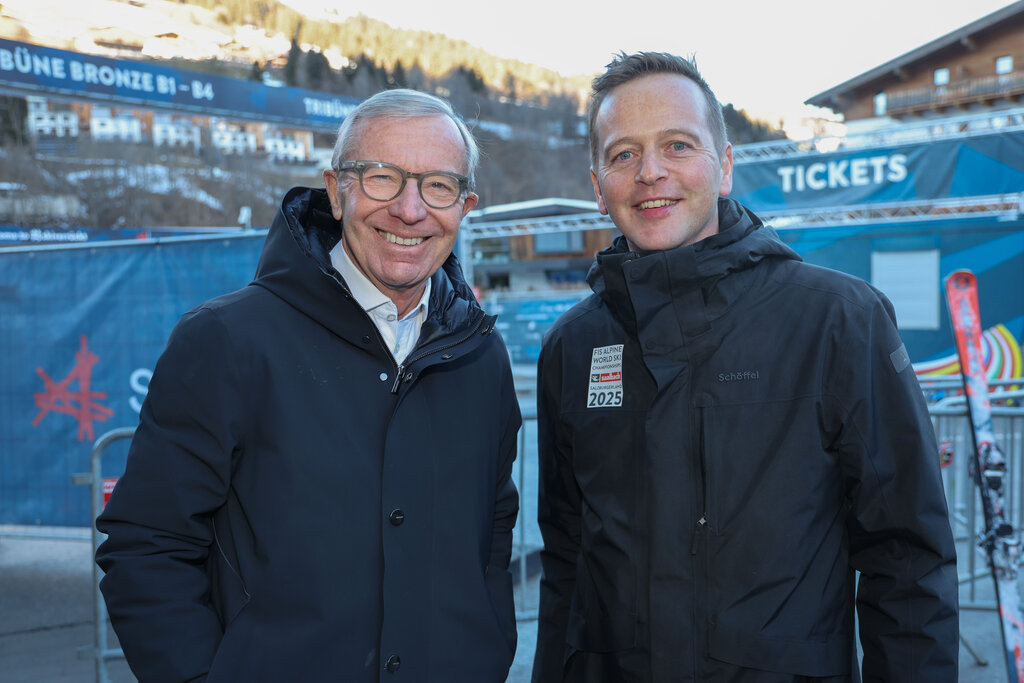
[329, 238, 432, 319]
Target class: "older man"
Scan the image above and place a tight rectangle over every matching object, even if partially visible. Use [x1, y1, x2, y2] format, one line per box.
[532, 52, 958, 682]
[97, 89, 521, 682]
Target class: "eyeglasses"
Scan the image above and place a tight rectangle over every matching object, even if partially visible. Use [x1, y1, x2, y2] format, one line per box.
[336, 160, 469, 209]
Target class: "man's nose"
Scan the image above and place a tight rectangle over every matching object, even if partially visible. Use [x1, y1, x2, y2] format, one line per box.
[636, 155, 668, 185]
[388, 180, 429, 222]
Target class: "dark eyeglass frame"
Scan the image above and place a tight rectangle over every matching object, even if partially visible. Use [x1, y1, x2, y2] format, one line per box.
[336, 160, 470, 209]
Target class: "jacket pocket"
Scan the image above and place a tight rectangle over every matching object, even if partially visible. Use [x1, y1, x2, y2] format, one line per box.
[699, 397, 851, 678]
[707, 616, 850, 678]
[208, 521, 251, 629]
[206, 608, 255, 682]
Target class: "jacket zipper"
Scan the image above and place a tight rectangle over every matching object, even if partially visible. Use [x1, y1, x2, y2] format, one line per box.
[690, 400, 710, 683]
[690, 403, 709, 555]
[390, 314, 489, 394]
[690, 514, 707, 555]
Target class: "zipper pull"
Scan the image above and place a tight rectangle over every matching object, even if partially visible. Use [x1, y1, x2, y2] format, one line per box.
[690, 514, 707, 555]
[391, 365, 404, 394]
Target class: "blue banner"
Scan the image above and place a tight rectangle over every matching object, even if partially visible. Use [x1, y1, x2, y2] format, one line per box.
[4, 222, 1023, 526]
[1, 234, 589, 526]
[1, 234, 265, 526]
[0, 38, 360, 131]
[0, 225, 240, 246]
[486, 294, 588, 365]
[732, 130, 1024, 211]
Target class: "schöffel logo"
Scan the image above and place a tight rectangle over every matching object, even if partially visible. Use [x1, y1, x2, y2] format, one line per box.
[717, 370, 760, 383]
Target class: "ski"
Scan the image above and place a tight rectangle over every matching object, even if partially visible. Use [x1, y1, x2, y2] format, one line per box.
[945, 268, 1024, 681]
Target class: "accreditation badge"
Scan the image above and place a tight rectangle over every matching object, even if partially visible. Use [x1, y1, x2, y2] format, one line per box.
[587, 344, 623, 408]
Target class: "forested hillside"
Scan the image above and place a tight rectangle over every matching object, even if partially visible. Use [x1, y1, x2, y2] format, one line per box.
[187, 0, 593, 101]
[0, 0, 784, 229]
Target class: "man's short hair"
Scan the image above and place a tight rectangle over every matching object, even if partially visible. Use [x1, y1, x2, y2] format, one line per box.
[587, 52, 728, 167]
[330, 89, 480, 191]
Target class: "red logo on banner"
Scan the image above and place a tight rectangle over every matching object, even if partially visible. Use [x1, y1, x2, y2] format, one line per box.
[32, 335, 114, 441]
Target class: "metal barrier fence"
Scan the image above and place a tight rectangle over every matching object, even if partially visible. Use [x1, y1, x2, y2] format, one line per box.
[71, 427, 133, 683]
[513, 407, 540, 622]
[923, 381, 1024, 612]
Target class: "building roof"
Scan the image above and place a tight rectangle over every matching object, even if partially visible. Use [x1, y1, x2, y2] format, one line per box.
[467, 197, 598, 223]
[805, 1, 1024, 108]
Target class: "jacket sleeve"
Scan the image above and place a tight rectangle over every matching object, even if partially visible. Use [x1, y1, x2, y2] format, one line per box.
[532, 335, 582, 682]
[96, 306, 242, 683]
[490, 368, 522, 570]
[487, 354, 523, 657]
[834, 293, 959, 681]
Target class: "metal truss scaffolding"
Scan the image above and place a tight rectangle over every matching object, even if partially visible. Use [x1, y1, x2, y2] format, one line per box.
[458, 193, 1024, 286]
[765, 193, 1024, 228]
[733, 107, 1024, 163]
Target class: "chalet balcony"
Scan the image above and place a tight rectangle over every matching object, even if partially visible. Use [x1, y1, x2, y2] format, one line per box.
[886, 71, 1024, 116]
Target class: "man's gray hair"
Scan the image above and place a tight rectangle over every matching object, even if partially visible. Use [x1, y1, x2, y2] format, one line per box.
[330, 89, 480, 191]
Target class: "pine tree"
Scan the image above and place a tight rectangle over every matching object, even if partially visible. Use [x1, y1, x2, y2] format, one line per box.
[283, 37, 302, 87]
[390, 61, 408, 89]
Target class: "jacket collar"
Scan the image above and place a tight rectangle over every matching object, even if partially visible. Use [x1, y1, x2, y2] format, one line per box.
[587, 197, 800, 336]
[251, 187, 486, 354]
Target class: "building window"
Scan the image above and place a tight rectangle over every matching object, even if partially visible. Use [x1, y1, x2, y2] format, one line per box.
[870, 250, 940, 330]
[933, 68, 950, 86]
[873, 92, 887, 116]
[534, 231, 584, 254]
[996, 55, 1013, 74]
[486, 273, 510, 290]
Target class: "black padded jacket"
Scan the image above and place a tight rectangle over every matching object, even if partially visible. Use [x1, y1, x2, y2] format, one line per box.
[532, 198, 958, 682]
[97, 187, 522, 683]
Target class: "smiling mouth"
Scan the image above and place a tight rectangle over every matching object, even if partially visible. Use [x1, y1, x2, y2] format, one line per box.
[638, 199, 678, 210]
[378, 229, 425, 246]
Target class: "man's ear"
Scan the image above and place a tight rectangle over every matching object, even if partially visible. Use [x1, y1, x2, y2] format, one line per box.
[591, 168, 608, 215]
[460, 192, 479, 219]
[323, 169, 344, 220]
[718, 143, 734, 197]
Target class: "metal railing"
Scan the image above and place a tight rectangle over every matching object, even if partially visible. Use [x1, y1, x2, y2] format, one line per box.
[887, 72, 1024, 114]
[71, 427, 134, 683]
[924, 383, 1024, 611]
[513, 409, 540, 622]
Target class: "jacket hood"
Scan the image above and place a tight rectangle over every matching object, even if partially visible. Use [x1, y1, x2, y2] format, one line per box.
[252, 187, 485, 346]
[586, 197, 801, 334]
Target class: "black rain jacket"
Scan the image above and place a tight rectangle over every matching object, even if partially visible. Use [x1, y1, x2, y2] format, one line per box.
[97, 187, 522, 682]
[532, 198, 958, 682]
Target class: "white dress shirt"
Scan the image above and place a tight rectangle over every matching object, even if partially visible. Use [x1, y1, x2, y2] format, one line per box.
[330, 239, 431, 365]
